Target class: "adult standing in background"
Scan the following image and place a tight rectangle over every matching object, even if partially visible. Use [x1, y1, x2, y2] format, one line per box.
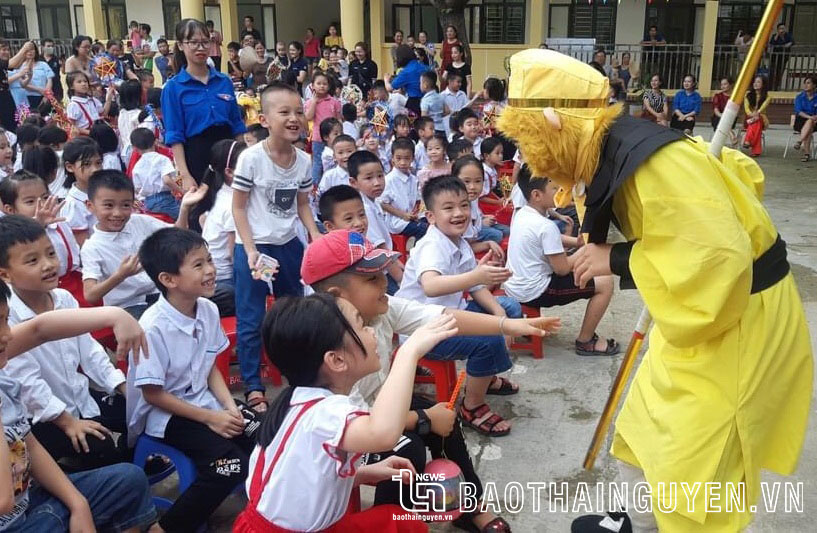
[206, 20, 224, 71]
[324, 24, 344, 49]
[769, 24, 794, 90]
[443, 44, 472, 98]
[41, 39, 63, 103]
[0, 40, 34, 132]
[241, 15, 262, 43]
[65, 35, 94, 83]
[440, 25, 463, 78]
[348, 42, 378, 96]
[162, 18, 246, 192]
[390, 30, 404, 69]
[287, 41, 309, 94]
[15, 45, 54, 108]
[386, 45, 429, 116]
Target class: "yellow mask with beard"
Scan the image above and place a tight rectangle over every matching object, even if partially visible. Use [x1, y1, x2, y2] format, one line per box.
[497, 49, 623, 216]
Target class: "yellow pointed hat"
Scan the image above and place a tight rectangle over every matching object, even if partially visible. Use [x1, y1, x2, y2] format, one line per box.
[506, 49, 609, 111]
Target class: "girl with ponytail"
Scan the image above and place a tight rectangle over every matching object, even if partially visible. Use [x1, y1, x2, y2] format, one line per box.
[234, 292, 455, 532]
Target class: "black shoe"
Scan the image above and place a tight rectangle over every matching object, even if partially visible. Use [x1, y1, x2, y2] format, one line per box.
[571, 512, 632, 533]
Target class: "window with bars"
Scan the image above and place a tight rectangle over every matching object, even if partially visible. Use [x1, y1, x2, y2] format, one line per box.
[791, 2, 817, 45]
[0, 5, 27, 39]
[715, 1, 794, 45]
[389, 0, 525, 44]
[37, 0, 72, 39]
[569, 3, 616, 45]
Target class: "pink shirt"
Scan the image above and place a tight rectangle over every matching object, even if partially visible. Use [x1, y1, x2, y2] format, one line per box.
[308, 96, 341, 142]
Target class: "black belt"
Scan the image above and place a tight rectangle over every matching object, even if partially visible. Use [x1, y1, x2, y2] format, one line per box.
[751, 235, 789, 294]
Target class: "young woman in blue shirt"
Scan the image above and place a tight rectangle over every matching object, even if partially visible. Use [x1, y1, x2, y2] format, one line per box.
[385, 45, 429, 116]
[161, 19, 247, 191]
[670, 74, 702, 134]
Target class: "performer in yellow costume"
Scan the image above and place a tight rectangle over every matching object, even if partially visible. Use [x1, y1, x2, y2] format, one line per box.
[499, 49, 813, 532]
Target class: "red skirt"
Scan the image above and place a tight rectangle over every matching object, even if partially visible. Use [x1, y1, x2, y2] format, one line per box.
[58, 270, 91, 307]
[233, 504, 428, 533]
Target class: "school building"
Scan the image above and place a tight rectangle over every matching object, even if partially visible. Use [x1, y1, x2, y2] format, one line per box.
[3, 0, 816, 97]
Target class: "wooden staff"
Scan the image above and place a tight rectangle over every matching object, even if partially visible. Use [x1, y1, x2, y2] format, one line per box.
[583, 0, 785, 471]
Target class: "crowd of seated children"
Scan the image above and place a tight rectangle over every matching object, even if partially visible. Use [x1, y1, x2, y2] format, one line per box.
[453, 156, 507, 257]
[299, 230, 558, 530]
[80, 170, 205, 319]
[0, 276, 162, 533]
[503, 169, 620, 357]
[379, 137, 427, 239]
[396, 176, 524, 437]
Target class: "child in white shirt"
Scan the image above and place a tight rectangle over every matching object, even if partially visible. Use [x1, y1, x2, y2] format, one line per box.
[413, 116, 435, 172]
[317, 135, 356, 196]
[65, 71, 113, 136]
[130, 128, 182, 219]
[81, 170, 203, 319]
[60, 137, 104, 246]
[503, 172, 619, 357]
[234, 291, 455, 532]
[379, 138, 427, 239]
[201, 139, 247, 318]
[341, 103, 359, 140]
[441, 73, 469, 138]
[318, 118, 342, 176]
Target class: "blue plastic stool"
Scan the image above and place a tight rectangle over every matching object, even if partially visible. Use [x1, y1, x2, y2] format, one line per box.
[133, 434, 197, 510]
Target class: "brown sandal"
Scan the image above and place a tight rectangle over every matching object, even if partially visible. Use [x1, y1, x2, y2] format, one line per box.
[245, 391, 269, 412]
[486, 376, 519, 396]
[459, 403, 511, 437]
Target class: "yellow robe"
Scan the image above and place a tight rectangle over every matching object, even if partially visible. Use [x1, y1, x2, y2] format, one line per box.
[606, 138, 813, 531]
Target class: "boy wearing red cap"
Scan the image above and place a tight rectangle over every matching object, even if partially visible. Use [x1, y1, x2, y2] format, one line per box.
[302, 229, 559, 532]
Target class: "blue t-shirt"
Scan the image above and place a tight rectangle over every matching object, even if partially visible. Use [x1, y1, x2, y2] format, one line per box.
[24, 62, 54, 97]
[161, 66, 247, 146]
[673, 90, 702, 115]
[155, 55, 171, 84]
[794, 91, 817, 116]
[391, 60, 429, 98]
[421, 91, 446, 131]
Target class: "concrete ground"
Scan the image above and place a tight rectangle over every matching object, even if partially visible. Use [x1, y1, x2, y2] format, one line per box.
[190, 126, 816, 532]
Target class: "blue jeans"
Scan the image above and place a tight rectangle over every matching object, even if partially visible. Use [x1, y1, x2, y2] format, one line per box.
[465, 296, 522, 319]
[400, 219, 429, 239]
[5, 463, 156, 531]
[311, 140, 325, 186]
[144, 191, 180, 220]
[234, 239, 305, 393]
[477, 225, 504, 243]
[386, 273, 399, 296]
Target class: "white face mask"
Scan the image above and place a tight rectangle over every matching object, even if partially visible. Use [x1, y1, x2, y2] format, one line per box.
[43, 46, 55, 55]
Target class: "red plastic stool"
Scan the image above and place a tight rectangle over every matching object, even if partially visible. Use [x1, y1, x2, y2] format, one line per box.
[512, 304, 544, 359]
[219, 316, 283, 388]
[390, 234, 409, 264]
[415, 358, 458, 402]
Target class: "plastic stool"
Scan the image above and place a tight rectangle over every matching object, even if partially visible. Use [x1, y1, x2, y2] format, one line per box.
[133, 434, 196, 510]
[391, 234, 409, 264]
[513, 304, 544, 359]
[219, 316, 284, 388]
[415, 358, 458, 402]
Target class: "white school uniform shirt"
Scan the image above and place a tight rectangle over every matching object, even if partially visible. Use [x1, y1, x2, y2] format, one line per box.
[318, 166, 350, 195]
[201, 185, 236, 282]
[232, 143, 313, 245]
[414, 141, 429, 172]
[464, 199, 482, 240]
[442, 89, 468, 137]
[12, 151, 22, 172]
[102, 152, 121, 170]
[351, 296, 444, 406]
[246, 387, 368, 531]
[471, 136, 483, 158]
[3, 289, 125, 424]
[342, 121, 359, 140]
[321, 146, 336, 172]
[360, 193, 392, 250]
[395, 224, 483, 309]
[510, 183, 526, 211]
[49, 151, 67, 197]
[379, 167, 419, 234]
[126, 296, 228, 446]
[388, 92, 408, 116]
[61, 185, 96, 234]
[46, 222, 81, 277]
[503, 205, 564, 303]
[80, 214, 166, 308]
[118, 108, 141, 163]
[132, 151, 176, 198]
[66, 96, 103, 131]
[482, 162, 498, 197]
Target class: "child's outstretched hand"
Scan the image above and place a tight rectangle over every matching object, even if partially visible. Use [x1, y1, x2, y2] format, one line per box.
[360, 456, 416, 485]
[34, 195, 66, 227]
[474, 250, 511, 285]
[180, 183, 209, 209]
[503, 315, 561, 339]
[398, 313, 458, 361]
[116, 254, 142, 279]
